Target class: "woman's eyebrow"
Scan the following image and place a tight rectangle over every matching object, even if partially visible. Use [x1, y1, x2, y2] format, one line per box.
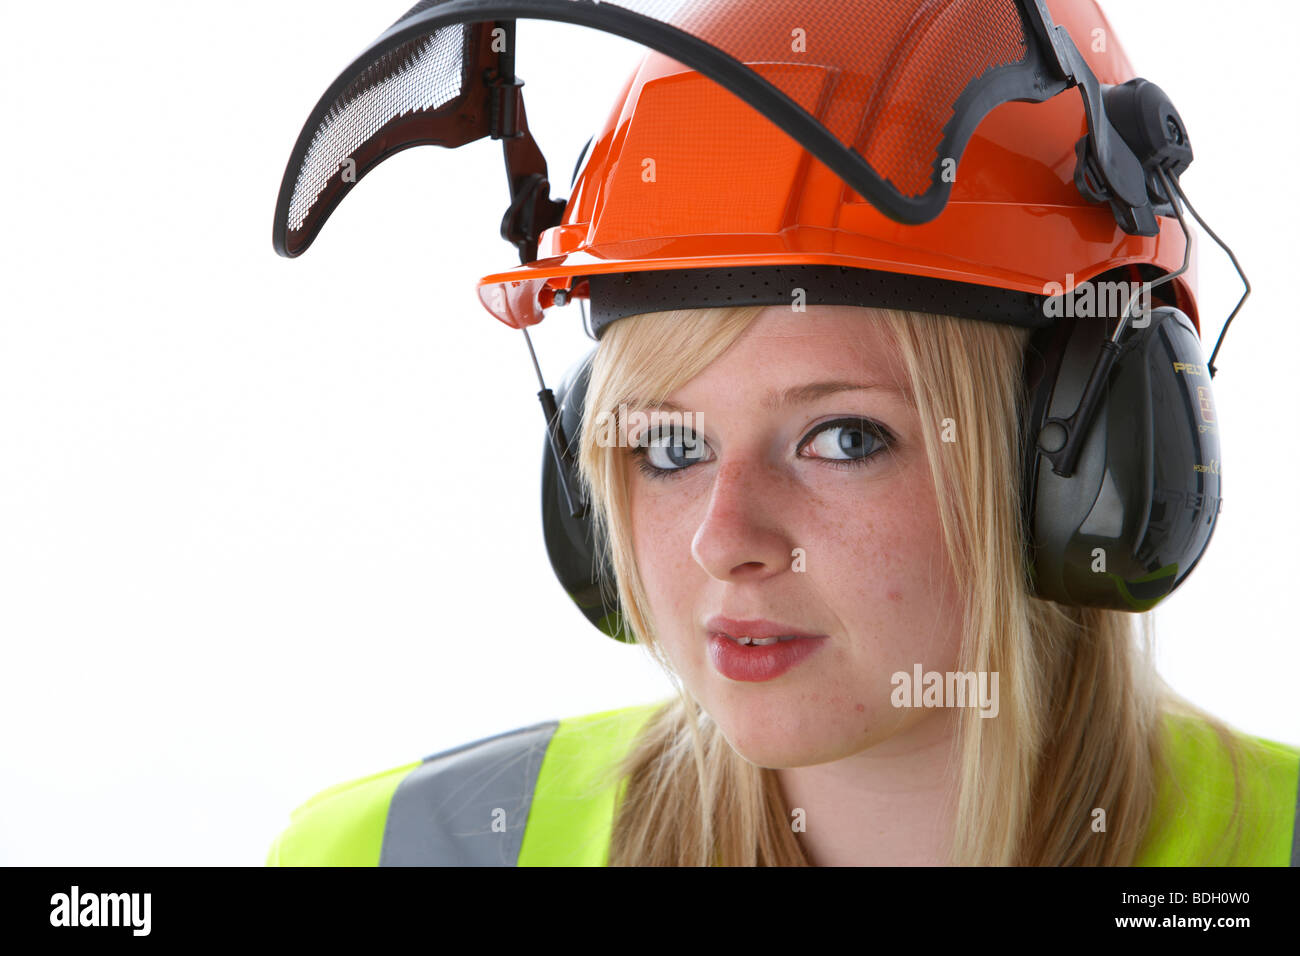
[643, 381, 904, 415]
[759, 381, 902, 411]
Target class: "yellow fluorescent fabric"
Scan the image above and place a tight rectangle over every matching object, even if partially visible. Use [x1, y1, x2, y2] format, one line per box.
[517, 703, 661, 866]
[1134, 713, 1299, 865]
[265, 760, 421, 866]
[265, 702, 1297, 866]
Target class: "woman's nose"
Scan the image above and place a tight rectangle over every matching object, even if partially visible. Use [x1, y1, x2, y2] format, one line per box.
[689, 455, 796, 582]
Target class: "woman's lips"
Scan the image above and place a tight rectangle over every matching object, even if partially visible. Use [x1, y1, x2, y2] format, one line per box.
[703, 617, 829, 682]
[704, 615, 828, 642]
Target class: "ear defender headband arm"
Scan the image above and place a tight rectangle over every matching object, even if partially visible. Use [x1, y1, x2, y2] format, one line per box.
[1036, 159, 1249, 479]
[521, 324, 588, 520]
[1036, 166, 1185, 478]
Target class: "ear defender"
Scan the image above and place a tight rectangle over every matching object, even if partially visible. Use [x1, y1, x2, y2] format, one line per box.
[544, 301, 1224, 637]
[539, 347, 628, 641]
[1022, 305, 1222, 610]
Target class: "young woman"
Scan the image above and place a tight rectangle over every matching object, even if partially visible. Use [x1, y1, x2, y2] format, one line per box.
[577, 298, 1297, 866]
[265, 293, 1298, 867]
[265, 0, 1298, 866]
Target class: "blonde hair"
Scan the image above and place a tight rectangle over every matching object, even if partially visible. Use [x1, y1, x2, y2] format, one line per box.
[577, 303, 1248, 866]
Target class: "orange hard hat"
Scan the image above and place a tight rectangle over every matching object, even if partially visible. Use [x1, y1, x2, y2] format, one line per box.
[273, 0, 1204, 337]
[476, 0, 1199, 336]
[273, 0, 1235, 619]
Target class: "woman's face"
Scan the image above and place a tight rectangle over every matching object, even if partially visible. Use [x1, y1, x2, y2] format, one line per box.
[626, 305, 966, 768]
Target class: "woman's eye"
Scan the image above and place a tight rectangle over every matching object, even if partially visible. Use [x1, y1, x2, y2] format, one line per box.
[637, 426, 711, 476]
[800, 418, 892, 467]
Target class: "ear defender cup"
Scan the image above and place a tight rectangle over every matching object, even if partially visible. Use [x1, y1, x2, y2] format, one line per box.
[539, 347, 629, 641]
[1021, 306, 1222, 610]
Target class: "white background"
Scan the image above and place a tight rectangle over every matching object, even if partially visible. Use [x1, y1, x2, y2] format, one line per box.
[1, 2, 1295, 865]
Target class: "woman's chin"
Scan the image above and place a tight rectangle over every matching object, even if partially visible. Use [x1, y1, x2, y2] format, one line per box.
[710, 704, 883, 769]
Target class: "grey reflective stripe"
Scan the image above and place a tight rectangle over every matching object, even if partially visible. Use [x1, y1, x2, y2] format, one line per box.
[379, 720, 559, 866]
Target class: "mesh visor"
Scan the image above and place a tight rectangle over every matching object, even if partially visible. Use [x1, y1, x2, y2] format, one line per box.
[273, 0, 1079, 257]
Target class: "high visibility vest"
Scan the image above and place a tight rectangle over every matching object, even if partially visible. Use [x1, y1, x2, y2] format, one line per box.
[265, 701, 1300, 866]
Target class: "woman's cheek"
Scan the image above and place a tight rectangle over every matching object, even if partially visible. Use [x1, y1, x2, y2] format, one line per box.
[631, 511, 699, 642]
[828, 510, 963, 677]
[854, 503, 966, 726]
